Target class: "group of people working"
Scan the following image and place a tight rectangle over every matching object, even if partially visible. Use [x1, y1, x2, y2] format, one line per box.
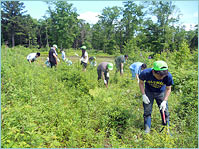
[26, 45, 173, 134]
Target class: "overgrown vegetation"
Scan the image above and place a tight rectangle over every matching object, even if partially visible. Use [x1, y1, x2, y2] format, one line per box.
[1, 45, 198, 148]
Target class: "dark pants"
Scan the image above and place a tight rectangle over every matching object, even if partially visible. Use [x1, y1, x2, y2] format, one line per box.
[115, 60, 121, 73]
[27, 59, 35, 63]
[81, 61, 87, 69]
[50, 61, 57, 68]
[97, 70, 109, 84]
[143, 89, 169, 129]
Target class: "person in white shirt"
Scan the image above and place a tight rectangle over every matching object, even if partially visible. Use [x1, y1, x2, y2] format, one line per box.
[80, 46, 88, 71]
[27, 52, 40, 63]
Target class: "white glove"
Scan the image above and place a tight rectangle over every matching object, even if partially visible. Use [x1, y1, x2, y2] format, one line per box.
[142, 94, 150, 104]
[107, 72, 109, 77]
[121, 69, 124, 73]
[104, 80, 107, 84]
[137, 79, 139, 83]
[57, 58, 60, 62]
[160, 100, 167, 111]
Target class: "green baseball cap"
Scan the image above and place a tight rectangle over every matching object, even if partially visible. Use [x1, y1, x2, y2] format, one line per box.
[81, 46, 86, 50]
[152, 60, 168, 71]
[107, 63, 113, 70]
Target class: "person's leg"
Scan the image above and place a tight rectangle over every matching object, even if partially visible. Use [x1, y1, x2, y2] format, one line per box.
[119, 64, 122, 74]
[143, 90, 155, 133]
[84, 63, 87, 71]
[97, 70, 101, 80]
[155, 92, 170, 126]
[130, 69, 136, 79]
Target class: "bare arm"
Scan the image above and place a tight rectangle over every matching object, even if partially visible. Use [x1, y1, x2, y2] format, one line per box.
[121, 63, 124, 75]
[136, 74, 139, 80]
[164, 86, 172, 101]
[139, 79, 145, 95]
[101, 71, 105, 80]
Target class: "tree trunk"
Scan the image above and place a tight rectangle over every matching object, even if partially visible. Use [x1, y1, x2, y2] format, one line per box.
[11, 31, 15, 47]
[46, 27, 49, 48]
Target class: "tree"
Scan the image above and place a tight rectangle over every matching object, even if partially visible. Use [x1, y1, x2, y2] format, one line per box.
[1, 1, 26, 47]
[143, 1, 180, 53]
[121, 1, 144, 43]
[97, 6, 122, 53]
[47, 1, 79, 49]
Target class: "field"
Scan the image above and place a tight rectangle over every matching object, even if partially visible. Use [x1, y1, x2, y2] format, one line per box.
[1, 46, 198, 148]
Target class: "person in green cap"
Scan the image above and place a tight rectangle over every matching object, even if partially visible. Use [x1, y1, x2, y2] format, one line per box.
[138, 60, 173, 133]
[89, 56, 97, 67]
[115, 55, 128, 76]
[97, 62, 113, 88]
[80, 46, 88, 71]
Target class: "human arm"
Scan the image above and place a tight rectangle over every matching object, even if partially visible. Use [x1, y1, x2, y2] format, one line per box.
[120, 63, 124, 75]
[101, 71, 108, 88]
[163, 86, 171, 101]
[139, 79, 150, 104]
[136, 74, 139, 83]
[139, 79, 145, 95]
[28, 59, 32, 64]
[160, 86, 171, 111]
[53, 53, 58, 64]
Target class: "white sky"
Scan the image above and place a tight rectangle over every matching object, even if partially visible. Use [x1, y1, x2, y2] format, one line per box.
[22, 1, 198, 31]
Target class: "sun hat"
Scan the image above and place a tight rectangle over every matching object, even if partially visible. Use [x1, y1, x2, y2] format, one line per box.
[107, 63, 113, 70]
[81, 46, 86, 50]
[53, 44, 58, 49]
[152, 60, 168, 71]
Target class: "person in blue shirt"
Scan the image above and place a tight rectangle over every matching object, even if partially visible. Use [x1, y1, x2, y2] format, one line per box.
[139, 60, 173, 134]
[129, 62, 147, 83]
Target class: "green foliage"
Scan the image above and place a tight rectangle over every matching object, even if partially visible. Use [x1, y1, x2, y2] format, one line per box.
[174, 40, 191, 68]
[1, 46, 198, 148]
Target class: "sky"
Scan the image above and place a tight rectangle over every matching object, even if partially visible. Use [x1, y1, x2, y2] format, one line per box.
[22, 1, 198, 31]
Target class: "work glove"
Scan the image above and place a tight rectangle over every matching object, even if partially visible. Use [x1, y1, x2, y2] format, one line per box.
[104, 80, 107, 85]
[142, 94, 150, 104]
[121, 69, 124, 73]
[107, 72, 109, 77]
[160, 100, 167, 111]
[137, 79, 139, 83]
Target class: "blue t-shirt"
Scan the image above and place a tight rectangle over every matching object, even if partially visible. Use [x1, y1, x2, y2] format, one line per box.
[129, 62, 143, 74]
[139, 68, 174, 92]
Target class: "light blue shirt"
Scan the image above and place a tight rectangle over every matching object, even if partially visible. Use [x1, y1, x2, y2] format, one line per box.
[129, 62, 143, 74]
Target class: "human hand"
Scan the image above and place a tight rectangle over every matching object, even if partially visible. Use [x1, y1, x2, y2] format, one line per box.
[160, 100, 167, 111]
[104, 80, 107, 84]
[142, 94, 150, 104]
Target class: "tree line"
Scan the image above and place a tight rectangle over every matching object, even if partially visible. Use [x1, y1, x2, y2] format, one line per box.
[1, 1, 198, 54]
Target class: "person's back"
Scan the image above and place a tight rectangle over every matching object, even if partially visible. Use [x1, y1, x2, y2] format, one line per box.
[49, 48, 56, 63]
[130, 62, 143, 69]
[97, 62, 109, 72]
[115, 55, 125, 65]
[27, 52, 40, 63]
[27, 53, 36, 61]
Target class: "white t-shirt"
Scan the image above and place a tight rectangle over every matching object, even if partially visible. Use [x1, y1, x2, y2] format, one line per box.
[27, 53, 37, 61]
[81, 51, 88, 63]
